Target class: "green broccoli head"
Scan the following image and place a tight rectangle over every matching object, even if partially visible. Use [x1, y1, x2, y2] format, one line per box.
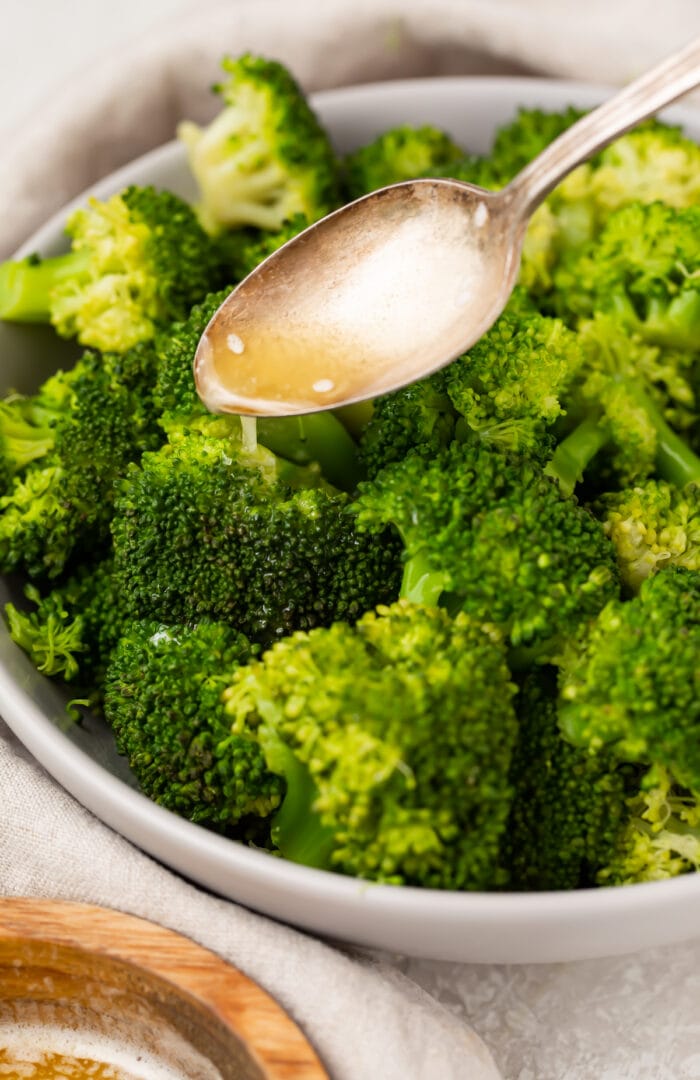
[554, 202, 700, 349]
[358, 368, 457, 478]
[360, 294, 580, 478]
[223, 600, 518, 888]
[0, 346, 160, 579]
[104, 619, 282, 830]
[446, 297, 582, 460]
[589, 122, 700, 218]
[0, 371, 76, 494]
[545, 315, 700, 493]
[354, 441, 619, 651]
[111, 424, 400, 643]
[178, 54, 340, 232]
[558, 566, 700, 789]
[503, 668, 627, 890]
[597, 764, 700, 885]
[597, 479, 700, 590]
[5, 558, 128, 702]
[343, 124, 464, 200]
[0, 186, 226, 352]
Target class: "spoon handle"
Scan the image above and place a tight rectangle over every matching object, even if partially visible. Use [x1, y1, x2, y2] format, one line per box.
[505, 35, 700, 217]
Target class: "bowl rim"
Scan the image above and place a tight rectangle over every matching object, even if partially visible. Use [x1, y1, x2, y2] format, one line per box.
[3, 73, 700, 963]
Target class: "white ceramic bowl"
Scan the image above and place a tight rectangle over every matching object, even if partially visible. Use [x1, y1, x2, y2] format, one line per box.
[1, 76, 699, 964]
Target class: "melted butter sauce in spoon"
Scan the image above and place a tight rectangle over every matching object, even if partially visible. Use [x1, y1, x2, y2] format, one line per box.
[195, 182, 506, 417]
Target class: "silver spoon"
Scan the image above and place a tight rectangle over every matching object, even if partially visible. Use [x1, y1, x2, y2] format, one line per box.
[195, 37, 700, 418]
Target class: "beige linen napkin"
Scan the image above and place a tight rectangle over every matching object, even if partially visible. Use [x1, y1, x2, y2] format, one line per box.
[0, 0, 698, 258]
[2, 3, 700, 1079]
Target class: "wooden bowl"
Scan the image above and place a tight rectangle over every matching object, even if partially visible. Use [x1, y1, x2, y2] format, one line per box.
[0, 897, 327, 1078]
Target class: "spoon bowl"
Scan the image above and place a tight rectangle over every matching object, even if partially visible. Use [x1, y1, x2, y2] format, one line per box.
[195, 179, 521, 416]
[195, 36, 700, 418]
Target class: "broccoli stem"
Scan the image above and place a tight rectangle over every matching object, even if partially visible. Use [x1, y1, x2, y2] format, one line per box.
[0, 250, 91, 322]
[257, 724, 335, 868]
[545, 385, 700, 495]
[332, 400, 375, 438]
[630, 382, 700, 488]
[400, 552, 448, 606]
[544, 412, 608, 497]
[257, 412, 364, 491]
[0, 403, 57, 472]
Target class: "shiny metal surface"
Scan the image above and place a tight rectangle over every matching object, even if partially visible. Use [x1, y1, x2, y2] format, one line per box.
[196, 35, 700, 417]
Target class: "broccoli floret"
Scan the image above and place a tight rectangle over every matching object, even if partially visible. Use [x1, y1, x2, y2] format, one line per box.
[111, 422, 400, 643]
[445, 298, 582, 460]
[545, 315, 700, 494]
[104, 620, 282, 830]
[5, 558, 128, 701]
[598, 764, 700, 885]
[354, 441, 618, 652]
[223, 601, 518, 888]
[359, 290, 569, 476]
[596, 479, 700, 590]
[503, 668, 627, 890]
[589, 122, 700, 218]
[0, 371, 75, 494]
[153, 287, 365, 492]
[0, 346, 160, 579]
[554, 202, 700, 349]
[342, 124, 464, 200]
[178, 54, 340, 233]
[558, 566, 700, 790]
[358, 368, 457, 478]
[0, 187, 226, 352]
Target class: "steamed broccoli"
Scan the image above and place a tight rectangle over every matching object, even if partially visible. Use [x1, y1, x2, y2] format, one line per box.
[358, 368, 457, 479]
[104, 619, 282, 831]
[544, 316, 700, 494]
[445, 297, 581, 460]
[359, 291, 578, 476]
[503, 668, 626, 890]
[111, 420, 400, 643]
[5, 65, 700, 898]
[598, 764, 700, 885]
[558, 567, 700, 790]
[342, 124, 464, 200]
[178, 54, 340, 233]
[0, 187, 225, 352]
[5, 558, 128, 699]
[597, 479, 700, 590]
[556, 566, 700, 884]
[554, 202, 700, 349]
[354, 441, 618, 652]
[224, 601, 518, 887]
[0, 372, 75, 494]
[0, 346, 160, 579]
